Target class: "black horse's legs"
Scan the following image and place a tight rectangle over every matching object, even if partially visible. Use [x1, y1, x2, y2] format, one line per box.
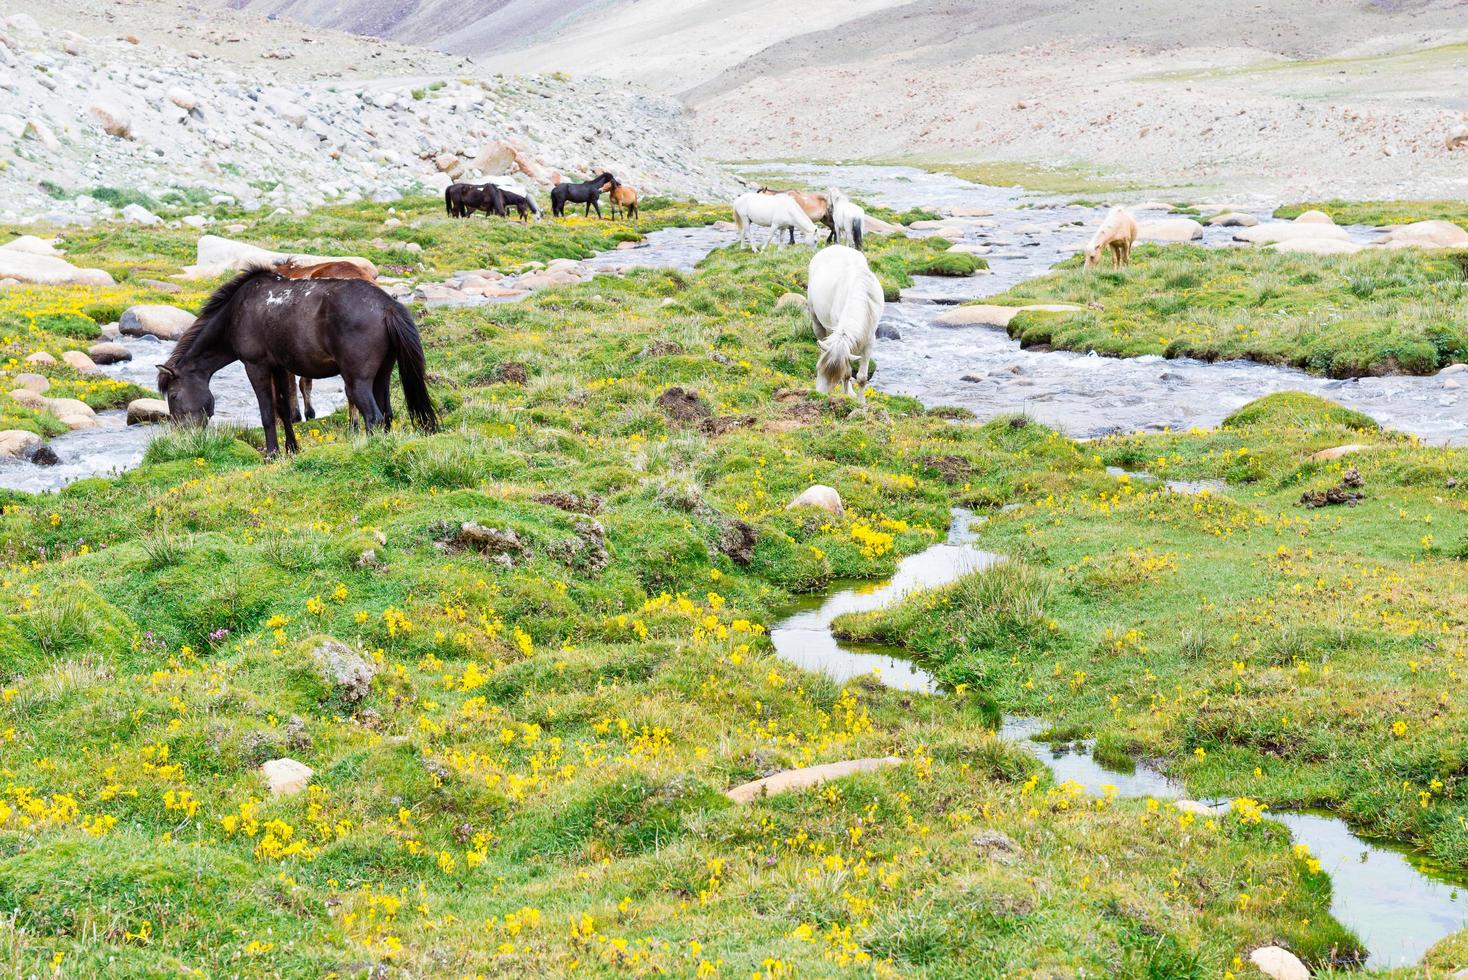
[244, 362, 280, 455]
[269, 367, 300, 453]
[345, 376, 384, 432]
[299, 378, 316, 420]
[593, 200, 603, 219]
[373, 362, 394, 431]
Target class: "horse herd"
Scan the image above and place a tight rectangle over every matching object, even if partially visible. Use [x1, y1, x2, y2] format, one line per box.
[154, 178, 981, 450]
[445, 172, 640, 224]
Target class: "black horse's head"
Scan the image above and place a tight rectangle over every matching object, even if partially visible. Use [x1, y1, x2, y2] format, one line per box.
[157, 364, 214, 425]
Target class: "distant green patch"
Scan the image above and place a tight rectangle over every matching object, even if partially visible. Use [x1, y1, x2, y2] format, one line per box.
[984, 243, 1468, 376]
[1274, 200, 1468, 228]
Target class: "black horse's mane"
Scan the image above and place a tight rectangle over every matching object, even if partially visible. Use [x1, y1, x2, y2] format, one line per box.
[164, 265, 281, 370]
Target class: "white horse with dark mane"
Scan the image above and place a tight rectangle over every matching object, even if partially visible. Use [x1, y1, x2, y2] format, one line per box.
[733, 191, 817, 250]
[828, 188, 866, 251]
[807, 245, 883, 400]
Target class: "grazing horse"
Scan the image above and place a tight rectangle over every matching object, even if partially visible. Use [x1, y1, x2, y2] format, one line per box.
[157, 267, 437, 455]
[551, 172, 615, 218]
[606, 179, 640, 225]
[733, 192, 817, 251]
[758, 188, 836, 244]
[446, 182, 508, 219]
[1084, 207, 1138, 269]
[807, 245, 882, 401]
[828, 188, 866, 251]
[486, 177, 542, 221]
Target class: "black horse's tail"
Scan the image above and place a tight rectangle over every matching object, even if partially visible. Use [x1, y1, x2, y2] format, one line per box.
[851, 215, 863, 252]
[445, 186, 454, 217]
[386, 301, 438, 432]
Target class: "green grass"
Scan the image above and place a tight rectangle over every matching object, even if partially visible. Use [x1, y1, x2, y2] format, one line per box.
[981, 243, 1468, 376]
[902, 159, 1162, 196]
[0, 201, 1397, 975]
[1274, 200, 1468, 228]
[832, 392, 1468, 874]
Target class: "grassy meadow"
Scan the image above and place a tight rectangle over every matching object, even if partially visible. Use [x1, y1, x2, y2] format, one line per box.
[0, 197, 1463, 976]
[981, 244, 1468, 377]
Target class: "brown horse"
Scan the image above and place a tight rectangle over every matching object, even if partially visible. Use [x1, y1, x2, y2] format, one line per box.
[606, 179, 640, 225]
[275, 258, 378, 422]
[158, 267, 436, 454]
[758, 188, 836, 244]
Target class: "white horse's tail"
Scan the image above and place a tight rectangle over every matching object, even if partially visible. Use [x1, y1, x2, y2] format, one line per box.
[816, 332, 853, 394]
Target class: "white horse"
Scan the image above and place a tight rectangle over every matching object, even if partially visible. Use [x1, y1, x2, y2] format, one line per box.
[733, 192, 817, 251]
[828, 188, 866, 251]
[1084, 206, 1137, 268]
[807, 245, 883, 400]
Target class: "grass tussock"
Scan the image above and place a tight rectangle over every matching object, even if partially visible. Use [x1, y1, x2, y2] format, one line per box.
[984, 243, 1468, 376]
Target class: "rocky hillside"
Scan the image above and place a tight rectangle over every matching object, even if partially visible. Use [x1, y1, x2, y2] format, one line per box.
[204, 0, 1468, 199]
[0, 5, 733, 225]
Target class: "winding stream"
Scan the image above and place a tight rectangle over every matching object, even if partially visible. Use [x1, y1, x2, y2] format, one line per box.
[767, 509, 1468, 969]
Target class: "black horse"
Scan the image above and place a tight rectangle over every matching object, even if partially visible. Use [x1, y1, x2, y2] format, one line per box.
[550, 172, 614, 218]
[445, 182, 507, 219]
[157, 267, 437, 455]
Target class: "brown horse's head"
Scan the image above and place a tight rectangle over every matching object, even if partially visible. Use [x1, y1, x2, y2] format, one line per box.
[157, 364, 214, 425]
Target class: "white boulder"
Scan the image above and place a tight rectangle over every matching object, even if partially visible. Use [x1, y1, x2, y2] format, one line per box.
[119, 305, 196, 341]
[260, 758, 313, 797]
[0, 251, 113, 286]
[1292, 209, 1334, 225]
[1373, 220, 1468, 249]
[1269, 238, 1363, 255]
[1135, 218, 1203, 242]
[1249, 946, 1310, 980]
[122, 204, 162, 226]
[1234, 223, 1351, 244]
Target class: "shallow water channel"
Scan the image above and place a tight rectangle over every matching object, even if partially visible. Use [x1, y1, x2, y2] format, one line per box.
[768, 508, 1468, 969]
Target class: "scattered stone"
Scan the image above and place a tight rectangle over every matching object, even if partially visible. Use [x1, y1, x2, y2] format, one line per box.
[1174, 800, 1214, 815]
[495, 361, 528, 384]
[0, 250, 113, 286]
[1206, 212, 1258, 227]
[260, 758, 313, 797]
[775, 292, 807, 310]
[60, 350, 98, 374]
[787, 484, 843, 516]
[88, 341, 132, 364]
[637, 340, 684, 359]
[719, 519, 757, 565]
[545, 519, 609, 574]
[312, 638, 377, 704]
[126, 398, 170, 425]
[875, 322, 901, 341]
[0, 429, 41, 459]
[1234, 223, 1351, 244]
[1373, 220, 1468, 249]
[725, 757, 902, 804]
[452, 522, 525, 557]
[1249, 946, 1310, 980]
[1269, 238, 1362, 255]
[970, 830, 1020, 862]
[530, 490, 603, 514]
[1292, 209, 1334, 225]
[655, 386, 712, 423]
[167, 86, 198, 111]
[23, 351, 55, 366]
[0, 235, 61, 256]
[1306, 443, 1369, 462]
[945, 242, 990, 254]
[935, 303, 1083, 328]
[86, 100, 132, 139]
[120, 304, 196, 341]
[122, 203, 162, 225]
[13, 373, 48, 393]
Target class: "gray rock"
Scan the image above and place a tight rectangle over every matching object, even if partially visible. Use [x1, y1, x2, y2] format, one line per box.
[88, 341, 131, 365]
[312, 638, 377, 704]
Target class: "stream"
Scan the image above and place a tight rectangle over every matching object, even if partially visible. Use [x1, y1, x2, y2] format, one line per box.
[767, 508, 1468, 969]
[3, 162, 1462, 496]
